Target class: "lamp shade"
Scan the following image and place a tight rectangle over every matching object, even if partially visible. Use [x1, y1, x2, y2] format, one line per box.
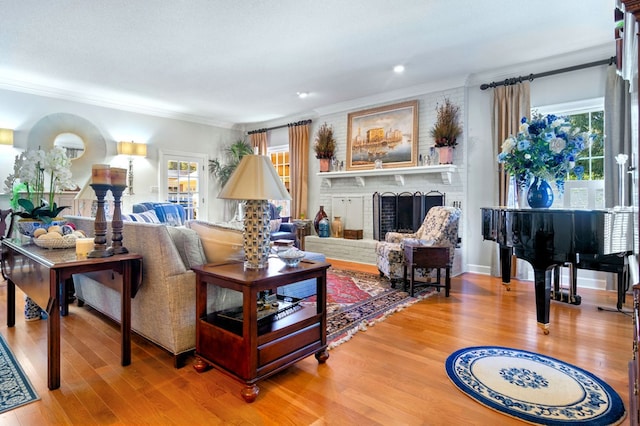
[0, 128, 14, 146]
[117, 141, 147, 157]
[218, 154, 291, 201]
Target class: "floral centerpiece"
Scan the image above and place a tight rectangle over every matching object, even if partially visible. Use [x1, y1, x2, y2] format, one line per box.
[497, 114, 591, 194]
[4, 146, 75, 225]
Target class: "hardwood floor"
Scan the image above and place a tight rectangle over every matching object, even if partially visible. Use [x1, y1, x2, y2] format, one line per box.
[0, 262, 634, 425]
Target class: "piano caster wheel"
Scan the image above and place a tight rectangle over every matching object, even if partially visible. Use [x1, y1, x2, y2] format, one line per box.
[543, 329, 550, 335]
[502, 282, 511, 291]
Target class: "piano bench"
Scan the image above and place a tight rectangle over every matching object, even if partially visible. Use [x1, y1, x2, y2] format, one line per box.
[402, 241, 451, 297]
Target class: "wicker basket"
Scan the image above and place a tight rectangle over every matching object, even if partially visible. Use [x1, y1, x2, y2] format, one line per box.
[32, 237, 76, 249]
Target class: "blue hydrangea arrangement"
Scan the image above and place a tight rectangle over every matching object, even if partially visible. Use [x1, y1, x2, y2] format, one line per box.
[497, 114, 592, 192]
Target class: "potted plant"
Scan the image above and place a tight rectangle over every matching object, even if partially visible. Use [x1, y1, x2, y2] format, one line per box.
[430, 98, 462, 164]
[314, 122, 336, 172]
[209, 139, 253, 220]
[6, 146, 75, 236]
[209, 139, 253, 188]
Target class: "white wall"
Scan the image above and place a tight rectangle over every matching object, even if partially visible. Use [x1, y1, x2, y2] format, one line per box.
[0, 88, 243, 222]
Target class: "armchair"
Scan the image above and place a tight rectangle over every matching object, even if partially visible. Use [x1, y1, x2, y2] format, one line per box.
[268, 203, 298, 246]
[375, 206, 461, 287]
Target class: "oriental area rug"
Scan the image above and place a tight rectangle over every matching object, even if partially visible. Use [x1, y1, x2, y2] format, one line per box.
[0, 334, 39, 413]
[305, 268, 436, 349]
[445, 346, 626, 425]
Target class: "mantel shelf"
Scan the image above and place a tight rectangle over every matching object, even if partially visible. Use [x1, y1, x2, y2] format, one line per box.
[317, 165, 456, 187]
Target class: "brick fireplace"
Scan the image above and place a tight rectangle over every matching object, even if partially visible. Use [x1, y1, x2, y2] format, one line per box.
[372, 191, 445, 241]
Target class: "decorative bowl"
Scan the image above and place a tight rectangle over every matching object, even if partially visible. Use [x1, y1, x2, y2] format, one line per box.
[277, 249, 305, 267]
[33, 237, 77, 249]
[17, 218, 67, 237]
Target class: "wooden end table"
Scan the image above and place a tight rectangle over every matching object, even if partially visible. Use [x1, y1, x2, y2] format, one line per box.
[1, 238, 142, 390]
[292, 219, 312, 250]
[192, 257, 330, 403]
[403, 240, 451, 297]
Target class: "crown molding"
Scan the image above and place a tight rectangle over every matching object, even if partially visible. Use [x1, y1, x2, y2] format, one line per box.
[313, 75, 468, 116]
[0, 77, 237, 129]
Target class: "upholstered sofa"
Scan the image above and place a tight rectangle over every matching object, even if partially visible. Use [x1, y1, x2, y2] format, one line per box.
[66, 215, 208, 367]
[131, 202, 186, 226]
[64, 215, 326, 368]
[268, 203, 297, 245]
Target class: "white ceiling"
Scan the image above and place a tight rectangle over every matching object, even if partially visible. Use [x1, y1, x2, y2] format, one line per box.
[0, 0, 614, 127]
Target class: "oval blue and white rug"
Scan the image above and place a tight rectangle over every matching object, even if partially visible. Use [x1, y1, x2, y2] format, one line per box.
[445, 346, 625, 425]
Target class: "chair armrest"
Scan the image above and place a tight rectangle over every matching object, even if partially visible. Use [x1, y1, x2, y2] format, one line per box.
[279, 222, 296, 233]
[385, 231, 417, 243]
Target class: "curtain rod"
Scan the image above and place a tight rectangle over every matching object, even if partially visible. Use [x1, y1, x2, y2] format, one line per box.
[247, 119, 312, 135]
[480, 56, 616, 90]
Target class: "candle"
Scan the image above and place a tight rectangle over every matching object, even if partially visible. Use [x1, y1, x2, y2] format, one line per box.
[76, 238, 94, 257]
[91, 164, 111, 185]
[110, 167, 127, 186]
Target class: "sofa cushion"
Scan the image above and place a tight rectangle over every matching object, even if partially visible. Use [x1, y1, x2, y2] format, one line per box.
[186, 220, 244, 264]
[269, 218, 282, 233]
[166, 226, 207, 269]
[123, 210, 161, 223]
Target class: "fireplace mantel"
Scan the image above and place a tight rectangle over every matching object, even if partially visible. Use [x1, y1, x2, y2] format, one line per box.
[317, 164, 456, 187]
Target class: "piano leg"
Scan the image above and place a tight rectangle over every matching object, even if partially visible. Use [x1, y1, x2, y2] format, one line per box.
[533, 267, 552, 335]
[499, 245, 513, 291]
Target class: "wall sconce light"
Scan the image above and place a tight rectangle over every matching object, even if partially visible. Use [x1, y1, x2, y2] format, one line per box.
[218, 154, 291, 269]
[0, 128, 14, 146]
[116, 141, 147, 195]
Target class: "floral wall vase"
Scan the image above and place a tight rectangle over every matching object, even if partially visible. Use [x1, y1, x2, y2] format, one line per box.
[527, 177, 554, 208]
[437, 146, 453, 164]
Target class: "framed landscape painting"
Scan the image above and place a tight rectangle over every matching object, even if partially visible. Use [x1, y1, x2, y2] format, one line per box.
[346, 100, 418, 171]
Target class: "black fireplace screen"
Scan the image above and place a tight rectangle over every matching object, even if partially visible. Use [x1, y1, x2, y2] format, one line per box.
[373, 191, 445, 241]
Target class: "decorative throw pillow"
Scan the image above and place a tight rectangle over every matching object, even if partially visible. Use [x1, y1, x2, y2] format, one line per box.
[122, 210, 161, 223]
[166, 226, 207, 269]
[186, 220, 244, 264]
[269, 219, 282, 233]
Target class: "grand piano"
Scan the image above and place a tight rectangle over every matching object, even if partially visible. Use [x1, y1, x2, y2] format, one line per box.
[481, 207, 635, 334]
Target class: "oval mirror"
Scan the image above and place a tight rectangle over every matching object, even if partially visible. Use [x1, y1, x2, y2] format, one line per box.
[54, 132, 85, 160]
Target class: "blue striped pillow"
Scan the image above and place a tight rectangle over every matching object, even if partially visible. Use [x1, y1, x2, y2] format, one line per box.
[123, 210, 161, 223]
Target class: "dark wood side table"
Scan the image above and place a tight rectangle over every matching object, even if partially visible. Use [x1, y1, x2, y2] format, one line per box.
[192, 257, 330, 403]
[403, 240, 451, 297]
[292, 219, 312, 250]
[1, 239, 142, 390]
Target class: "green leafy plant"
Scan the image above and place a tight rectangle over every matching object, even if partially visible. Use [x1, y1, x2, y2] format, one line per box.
[208, 139, 253, 188]
[430, 98, 462, 148]
[314, 122, 336, 159]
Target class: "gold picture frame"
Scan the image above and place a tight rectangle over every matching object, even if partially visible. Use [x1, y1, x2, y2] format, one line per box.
[346, 100, 418, 171]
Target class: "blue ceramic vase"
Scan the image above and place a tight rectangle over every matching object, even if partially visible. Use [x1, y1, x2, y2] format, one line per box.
[527, 177, 554, 208]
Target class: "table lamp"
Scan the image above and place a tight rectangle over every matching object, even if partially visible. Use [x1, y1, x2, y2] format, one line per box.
[218, 154, 291, 269]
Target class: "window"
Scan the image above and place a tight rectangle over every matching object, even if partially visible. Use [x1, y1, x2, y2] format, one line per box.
[159, 150, 208, 221]
[267, 143, 290, 218]
[536, 99, 605, 208]
[536, 99, 604, 181]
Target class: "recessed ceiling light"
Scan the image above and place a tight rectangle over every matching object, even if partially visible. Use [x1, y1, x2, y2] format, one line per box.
[297, 91, 309, 99]
[393, 65, 405, 73]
